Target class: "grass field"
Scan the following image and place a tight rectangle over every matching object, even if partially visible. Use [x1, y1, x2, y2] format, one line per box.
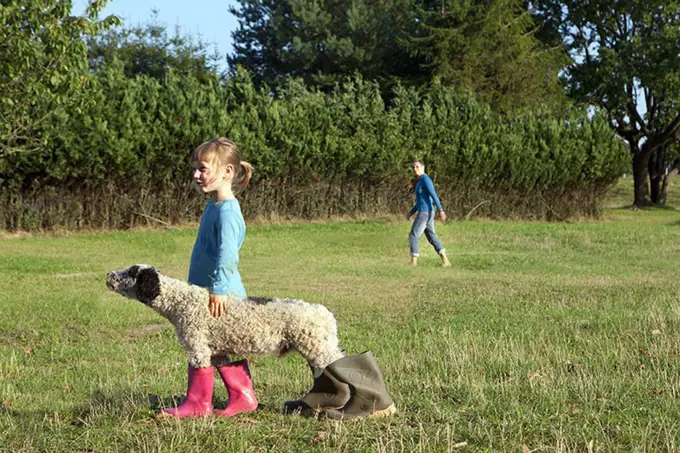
[2, 177, 680, 452]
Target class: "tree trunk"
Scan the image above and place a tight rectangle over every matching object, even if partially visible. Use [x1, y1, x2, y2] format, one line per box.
[659, 171, 670, 206]
[648, 145, 665, 205]
[632, 149, 651, 207]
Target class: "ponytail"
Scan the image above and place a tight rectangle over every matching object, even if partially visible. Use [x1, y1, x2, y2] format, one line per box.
[233, 161, 253, 194]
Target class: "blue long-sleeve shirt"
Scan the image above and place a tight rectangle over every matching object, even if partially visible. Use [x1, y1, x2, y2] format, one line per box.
[409, 174, 443, 216]
[188, 199, 247, 297]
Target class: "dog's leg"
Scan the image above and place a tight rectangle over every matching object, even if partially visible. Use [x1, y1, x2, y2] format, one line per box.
[294, 335, 345, 369]
[182, 332, 213, 369]
[211, 354, 233, 368]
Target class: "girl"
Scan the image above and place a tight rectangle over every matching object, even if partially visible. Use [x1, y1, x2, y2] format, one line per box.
[406, 160, 451, 267]
[159, 137, 258, 418]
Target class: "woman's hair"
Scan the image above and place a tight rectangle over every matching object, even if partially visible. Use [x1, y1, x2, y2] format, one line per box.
[192, 137, 253, 194]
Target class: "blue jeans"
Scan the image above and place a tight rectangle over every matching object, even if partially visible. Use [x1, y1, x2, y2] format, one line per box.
[409, 211, 445, 257]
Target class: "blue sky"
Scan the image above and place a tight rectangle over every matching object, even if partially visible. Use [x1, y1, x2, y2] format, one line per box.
[72, 0, 241, 69]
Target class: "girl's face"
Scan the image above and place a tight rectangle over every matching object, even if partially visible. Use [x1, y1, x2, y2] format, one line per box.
[412, 161, 425, 177]
[193, 158, 234, 194]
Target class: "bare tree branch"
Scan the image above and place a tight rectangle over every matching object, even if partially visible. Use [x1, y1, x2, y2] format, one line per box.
[644, 87, 657, 129]
[0, 143, 43, 156]
[627, 92, 649, 136]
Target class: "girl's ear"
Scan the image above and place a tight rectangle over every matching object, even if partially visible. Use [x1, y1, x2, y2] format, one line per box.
[224, 164, 235, 177]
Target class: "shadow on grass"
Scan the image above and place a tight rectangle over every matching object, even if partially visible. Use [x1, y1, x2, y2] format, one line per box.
[145, 393, 257, 412]
[646, 204, 679, 211]
[608, 203, 680, 219]
[0, 390, 265, 433]
[608, 203, 679, 210]
[148, 393, 267, 413]
[63, 390, 161, 422]
[64, 390, 268, 422]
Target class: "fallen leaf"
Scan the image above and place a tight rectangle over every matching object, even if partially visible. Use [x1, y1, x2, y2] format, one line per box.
[309, 431, 329, 446]
[527, 371, 544, 381]
[567, 402, 581, 413]
[70, 417, 85, 426]
[566, 361, 582, 373]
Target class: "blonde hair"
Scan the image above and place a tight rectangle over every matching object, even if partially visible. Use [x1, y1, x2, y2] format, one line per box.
[192, 137, 253, 194]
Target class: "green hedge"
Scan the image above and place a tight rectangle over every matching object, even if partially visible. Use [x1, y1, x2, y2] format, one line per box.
[0, 66, 629, 230]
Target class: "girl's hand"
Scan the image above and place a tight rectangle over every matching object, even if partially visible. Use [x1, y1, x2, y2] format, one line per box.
[439, 210, 447, 223]
[209, 293, 226, 317]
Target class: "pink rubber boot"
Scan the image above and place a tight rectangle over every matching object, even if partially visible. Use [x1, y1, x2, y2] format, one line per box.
[214, 359, 258, 417]
[157, 365, 214, 418]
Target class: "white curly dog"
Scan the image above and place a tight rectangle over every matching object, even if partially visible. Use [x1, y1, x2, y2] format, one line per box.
[106, 264, 345, 369]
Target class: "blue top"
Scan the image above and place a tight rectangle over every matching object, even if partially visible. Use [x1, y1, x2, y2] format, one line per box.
[409, 174, 443, 216]
[188, 199, 247, 297]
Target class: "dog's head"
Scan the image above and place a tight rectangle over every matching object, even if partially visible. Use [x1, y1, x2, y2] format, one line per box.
[106, 264, 160, 305]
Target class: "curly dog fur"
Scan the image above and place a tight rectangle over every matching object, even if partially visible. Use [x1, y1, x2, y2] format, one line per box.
[106, 264, 344, 369]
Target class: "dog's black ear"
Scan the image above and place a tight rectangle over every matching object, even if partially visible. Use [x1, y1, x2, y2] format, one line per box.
[137, 267, 160, 304]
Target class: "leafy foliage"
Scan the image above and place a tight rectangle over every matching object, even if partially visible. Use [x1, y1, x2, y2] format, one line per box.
[86, 10, 221, 82]
[407, 0, 570, 113]
[0, 2, 638, 230]
[228, 0, 568, 112]
[0, 0, 119, 162]
[532, 0, 680, 205]
[0, 68, 627, 230]
[228, 0, 425, 92]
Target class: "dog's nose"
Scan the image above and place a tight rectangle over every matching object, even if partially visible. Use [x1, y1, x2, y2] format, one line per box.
[106, 272, 118, 290]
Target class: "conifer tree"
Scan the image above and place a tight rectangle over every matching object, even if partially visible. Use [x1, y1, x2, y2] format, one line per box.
[228, 0, 568, 112]
[407, 0, 569, 113]
[228, 0, 426, 90]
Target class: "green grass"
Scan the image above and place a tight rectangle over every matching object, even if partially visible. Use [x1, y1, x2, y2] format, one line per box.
[2, 177, 680, 452]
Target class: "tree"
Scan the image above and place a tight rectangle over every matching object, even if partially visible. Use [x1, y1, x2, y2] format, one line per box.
[228, 0, 568, 112]
[227, 0, 427, 91]
[407, 0, 570, 113]
[86, 10, 221, 83]
[0, 0, 119, 163]
[533, 0, 680, 206]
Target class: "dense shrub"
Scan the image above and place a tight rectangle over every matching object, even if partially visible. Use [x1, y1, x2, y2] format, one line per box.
[0, 67, 628, 231]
